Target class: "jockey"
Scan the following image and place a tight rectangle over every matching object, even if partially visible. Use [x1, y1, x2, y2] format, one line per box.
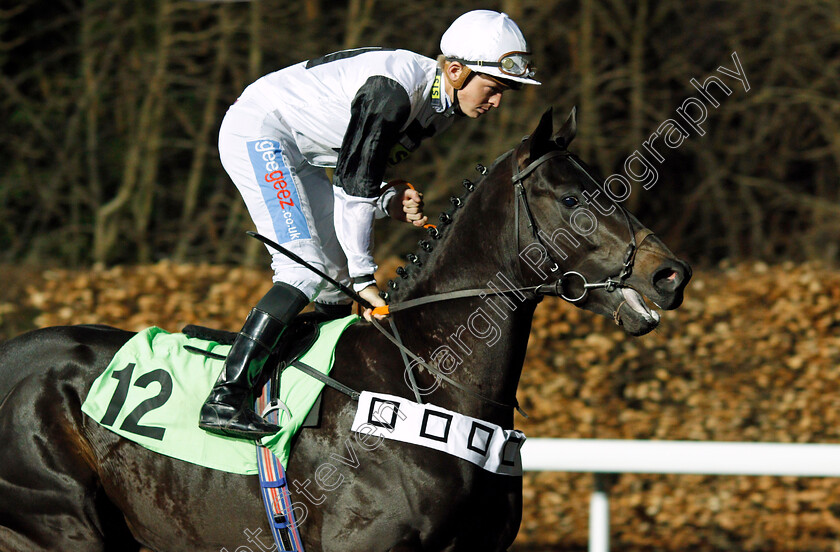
[199, 10, 540, 439]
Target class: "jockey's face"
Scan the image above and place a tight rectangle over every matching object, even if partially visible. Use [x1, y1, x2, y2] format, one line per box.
[457, 73, 509, 118]
[458, 73, 510, 119]
[445, 62, 510, 118]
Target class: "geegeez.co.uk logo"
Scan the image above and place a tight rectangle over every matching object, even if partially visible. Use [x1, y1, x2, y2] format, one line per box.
[248, 140, 311, 243]
[253, 140, 296, 211]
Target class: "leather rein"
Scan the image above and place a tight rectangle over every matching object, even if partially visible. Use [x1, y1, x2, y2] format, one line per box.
[369, 148, 654, 415]
[374, 147, 653, 316]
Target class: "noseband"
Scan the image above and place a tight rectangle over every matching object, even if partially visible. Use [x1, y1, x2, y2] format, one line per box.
[511, 149, 652, 303]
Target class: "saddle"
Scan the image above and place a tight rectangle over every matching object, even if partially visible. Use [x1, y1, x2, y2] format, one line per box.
[182, 311, 338, 429]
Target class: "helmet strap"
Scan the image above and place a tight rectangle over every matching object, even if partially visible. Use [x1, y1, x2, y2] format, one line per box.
[444, 60, 473, 90]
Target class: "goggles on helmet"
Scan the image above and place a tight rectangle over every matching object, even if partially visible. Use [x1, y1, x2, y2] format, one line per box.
[447, 51, 536, 79]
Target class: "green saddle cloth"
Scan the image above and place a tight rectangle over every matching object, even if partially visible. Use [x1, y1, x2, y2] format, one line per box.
[81, 315, 358, 474]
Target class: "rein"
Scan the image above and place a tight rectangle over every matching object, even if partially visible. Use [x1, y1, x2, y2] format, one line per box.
[372, 147, 653, 317]
[368, 148, 652, 417]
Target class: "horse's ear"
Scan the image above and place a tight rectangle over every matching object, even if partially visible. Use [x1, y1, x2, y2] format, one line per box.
[518, 107, 555, 166]
[532, 107, 554, 146]
[553, 106, 577, 149]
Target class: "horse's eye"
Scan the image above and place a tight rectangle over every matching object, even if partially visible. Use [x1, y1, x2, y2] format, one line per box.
[561, 196, 579, 208]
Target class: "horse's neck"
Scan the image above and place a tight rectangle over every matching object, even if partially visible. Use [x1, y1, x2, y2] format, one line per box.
[391, 168, 538, 424]
[391, 297, 536, 426]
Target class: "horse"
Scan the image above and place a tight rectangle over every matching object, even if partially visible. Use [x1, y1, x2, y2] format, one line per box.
[0, 107, 690, 552]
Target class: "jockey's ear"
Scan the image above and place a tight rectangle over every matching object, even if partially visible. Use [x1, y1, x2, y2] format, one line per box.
[553, 106, 577, 150]
[444, 60, 472, 90]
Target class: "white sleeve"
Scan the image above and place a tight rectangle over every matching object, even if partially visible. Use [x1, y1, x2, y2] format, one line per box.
[333, 185, 379, 279]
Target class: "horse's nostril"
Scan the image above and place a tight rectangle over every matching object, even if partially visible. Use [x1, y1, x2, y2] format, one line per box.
[653, 267, 681, 291]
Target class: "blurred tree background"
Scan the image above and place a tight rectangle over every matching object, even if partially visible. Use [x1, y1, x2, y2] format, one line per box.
[3, 3, 840, 550]
[1, 0, 838, 269]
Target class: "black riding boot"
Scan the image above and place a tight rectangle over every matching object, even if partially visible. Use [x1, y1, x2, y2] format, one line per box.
[199, 282, 309, 439]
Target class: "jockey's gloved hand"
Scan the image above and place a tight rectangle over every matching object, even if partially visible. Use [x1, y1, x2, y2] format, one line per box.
[357, 284, 387, 322]
[388, 183, 427, 227]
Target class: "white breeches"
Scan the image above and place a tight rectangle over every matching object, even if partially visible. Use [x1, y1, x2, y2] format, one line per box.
[218, 99, 351, 305]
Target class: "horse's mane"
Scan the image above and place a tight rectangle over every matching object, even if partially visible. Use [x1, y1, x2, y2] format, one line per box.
[384, 150, 514, 304]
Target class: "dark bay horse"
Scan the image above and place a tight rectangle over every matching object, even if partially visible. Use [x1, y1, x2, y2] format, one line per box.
[0, 108, 690, 552]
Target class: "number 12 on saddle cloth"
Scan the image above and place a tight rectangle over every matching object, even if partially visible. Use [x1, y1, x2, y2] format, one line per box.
[81, 316, 359, 474]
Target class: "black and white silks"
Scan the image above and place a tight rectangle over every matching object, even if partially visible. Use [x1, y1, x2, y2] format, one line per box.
[238, 48, 457, 282]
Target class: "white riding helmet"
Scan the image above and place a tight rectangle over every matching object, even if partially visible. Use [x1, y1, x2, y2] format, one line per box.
[440, 10, 540, 87]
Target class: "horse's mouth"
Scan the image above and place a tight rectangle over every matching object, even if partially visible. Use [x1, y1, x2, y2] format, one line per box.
[614, 287, 660, 336]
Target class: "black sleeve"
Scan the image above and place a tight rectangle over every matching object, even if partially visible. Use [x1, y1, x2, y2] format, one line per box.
[334, 75, 412, 198]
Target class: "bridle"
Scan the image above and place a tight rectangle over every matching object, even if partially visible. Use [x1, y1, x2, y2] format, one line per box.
[511, 148, 652, 303]
[370, 146, 654, 318]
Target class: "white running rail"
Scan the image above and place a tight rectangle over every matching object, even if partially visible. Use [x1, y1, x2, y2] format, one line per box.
[520, 438, 840, 552]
